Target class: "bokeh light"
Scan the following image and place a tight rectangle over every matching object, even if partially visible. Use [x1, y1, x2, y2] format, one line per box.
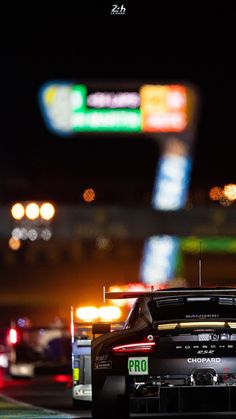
[75, 305, 122, 322]
[20, 228, 28, 240]
[28, 229, 38, 241]
[9, 237, 21, 251]
[41, 228, 52, 241]
[209, 186, 223, 201]
[96, 236, 113, 250]
[25, 203, 40, 220]
[11, 203, 25, 220]
[83, 188, 96, 203]
[9, 328, 17, 344]
[223, 184, 236, 201]
[76, 306, 99, 322]
[11, 228, 22, 240]
[220, 197, 232, 207]
[40, 203, 55, 220]
[98, 306, 121, 322]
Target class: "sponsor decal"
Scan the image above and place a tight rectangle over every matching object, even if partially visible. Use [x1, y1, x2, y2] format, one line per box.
[187, 357, 221, 363]
[73, 367, 79, 381]
[128, 357, 148, 375]
[95, 355, 108, 361]
[199, 334, 211, 341]
[186, 314, 219, 319]
[95, 361, 112, 370]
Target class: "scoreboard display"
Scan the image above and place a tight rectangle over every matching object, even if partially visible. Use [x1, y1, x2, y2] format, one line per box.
[39, 82, 196, 135]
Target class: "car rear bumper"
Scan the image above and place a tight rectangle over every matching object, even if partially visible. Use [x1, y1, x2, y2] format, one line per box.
[9, 363, 34, 377]
[73, 384, 92, 402]
[130, 385, 236, 415]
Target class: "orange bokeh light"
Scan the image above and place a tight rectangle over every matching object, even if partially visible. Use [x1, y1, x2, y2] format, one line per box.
[209, 186, 223, 201]
[9, 237, 21, 251]
[83, 188, 96, 203]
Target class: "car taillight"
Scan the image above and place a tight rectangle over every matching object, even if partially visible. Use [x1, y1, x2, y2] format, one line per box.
[9, 328, 18, 344]
[112, 342, 156, 353]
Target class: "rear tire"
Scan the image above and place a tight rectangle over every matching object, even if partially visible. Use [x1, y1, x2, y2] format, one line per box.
[92, 375, 128, 419]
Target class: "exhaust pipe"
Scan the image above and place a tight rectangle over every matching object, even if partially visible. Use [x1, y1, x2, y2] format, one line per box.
[191, 368, 218, 386]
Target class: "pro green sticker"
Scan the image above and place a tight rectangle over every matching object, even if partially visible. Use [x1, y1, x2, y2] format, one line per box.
[128, 357, 148, 375]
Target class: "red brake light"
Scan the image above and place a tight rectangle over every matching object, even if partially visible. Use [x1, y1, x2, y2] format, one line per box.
[53, 374, 71, 383]
[112, 342, 156, 353]
[9, 328, 18, 344]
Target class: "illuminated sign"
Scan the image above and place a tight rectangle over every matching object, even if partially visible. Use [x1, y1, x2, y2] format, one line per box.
[39, 82, 193, 135]
[140, 236, 179, 284]
[87, 91, 140, 108]
[152, 154, 192, 210]
[140, 150, 192, 284]
[140, 85, 187, 132]
[181, 237, 236, 253]
[72, 110, 140, 132]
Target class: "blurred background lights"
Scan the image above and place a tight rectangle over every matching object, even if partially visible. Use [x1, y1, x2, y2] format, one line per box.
[28, 229, 38, 241]
[167, 90, 186, 109]
[209, 186, 223, 201]
[11, 226, 52, 242]
[75, 305, 121, 322]
[71, 89, 84, 109]
[20, 228, 28, 240]
[83, 188, 96, 203]
[209, 184, 236, 204]
[41, 228, 52, 241]
[25, 203, 40, 220]
[40, 202, 55, 220]
[12, 228, 22, 240]
[11, 203, 25, 220]
[9, 328, 17, 344]
[17, 318, 26, 328]
[75, 306, 99, 322]
[9, 237, 21, 251]
[223, 184, 236, 201]
[98, 306, 121, 322]
[96, 236, 112, 250]
[220, 197, 232, 207]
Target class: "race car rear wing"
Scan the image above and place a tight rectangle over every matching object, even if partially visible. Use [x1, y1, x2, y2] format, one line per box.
[104, 287, 236, 301]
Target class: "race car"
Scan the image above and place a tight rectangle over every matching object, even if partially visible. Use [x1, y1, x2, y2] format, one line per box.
[71, 322, 93, 409]
[8, 325, 71, 378]
[92, 287, 236, 417]
[71, 306, 123, 409]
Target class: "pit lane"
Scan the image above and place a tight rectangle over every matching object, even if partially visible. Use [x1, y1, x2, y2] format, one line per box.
[0, 372, 91, 418]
